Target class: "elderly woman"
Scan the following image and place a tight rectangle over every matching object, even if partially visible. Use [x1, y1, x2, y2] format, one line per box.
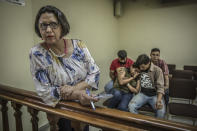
[29, 5, 100, 131]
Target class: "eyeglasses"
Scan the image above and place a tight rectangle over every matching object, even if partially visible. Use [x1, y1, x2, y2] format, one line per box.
[39, 22, 59, 30]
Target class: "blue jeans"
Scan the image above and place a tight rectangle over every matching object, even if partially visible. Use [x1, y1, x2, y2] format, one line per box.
[108, 88, 133, 111]
[128, 93, 166, 118]
[104, 80, 113, 94]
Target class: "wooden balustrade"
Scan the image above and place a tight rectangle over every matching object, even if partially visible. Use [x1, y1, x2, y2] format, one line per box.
[11, 102, 23, 131]
[28, 107, 39, 131]
[0, 99, 9, 131]
[0, 84, 197, 131]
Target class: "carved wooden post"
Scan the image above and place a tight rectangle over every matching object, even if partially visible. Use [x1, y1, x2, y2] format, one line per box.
[0, 99, 9, 131]
[11, 102, 23, 131]
[28, 107, 39, 131]
[46, 113, 60, 131]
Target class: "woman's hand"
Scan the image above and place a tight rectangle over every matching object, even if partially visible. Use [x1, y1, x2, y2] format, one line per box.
[60, 86, 99, 106]
[77, 90, 99, 106]
[60, 85, 75, 100]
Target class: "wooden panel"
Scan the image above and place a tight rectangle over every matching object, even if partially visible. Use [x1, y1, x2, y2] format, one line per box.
[0, 85, 196, 131]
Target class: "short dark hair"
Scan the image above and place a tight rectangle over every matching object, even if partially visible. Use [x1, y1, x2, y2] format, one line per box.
[151, 48, 160, 53]
[35, 5, 70, 38]
[117, 50, 127, 59]
[136, 54, 150, 67]
[132, 62, 138, 68]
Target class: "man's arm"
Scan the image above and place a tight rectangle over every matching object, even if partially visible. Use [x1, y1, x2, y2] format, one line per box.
[127, 79, 140, 93]
[155, 67, 165, 95]
[156, 92, 163, 109]
[110, 70, 116, 81]
[109, 60, 116, 81]
[162, 60, 169, 90]
[117, 67, 136, 85]
[155, 67, 165, 109]
[164, 74, 169, 90]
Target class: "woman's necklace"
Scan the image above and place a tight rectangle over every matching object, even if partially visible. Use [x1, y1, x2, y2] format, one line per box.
[49, 48, 65, 57]
[46, 39, 67, 57]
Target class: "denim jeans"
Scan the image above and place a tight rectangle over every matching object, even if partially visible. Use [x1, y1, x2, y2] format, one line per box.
[108, 88, 133, 111]
[104, 80, 114, 94]
[128, 93, 166, 118]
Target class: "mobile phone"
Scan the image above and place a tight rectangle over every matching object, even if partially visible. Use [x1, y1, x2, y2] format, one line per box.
[94, 93, 113, 99]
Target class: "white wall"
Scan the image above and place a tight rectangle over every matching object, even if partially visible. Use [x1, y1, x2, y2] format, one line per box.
[0, 0, 34, 130]
[119, 0, 197, 69]
[0, 0, 34, 90]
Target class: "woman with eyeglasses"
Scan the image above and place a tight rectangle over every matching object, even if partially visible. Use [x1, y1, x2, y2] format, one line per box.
[30, 5, 100, 131]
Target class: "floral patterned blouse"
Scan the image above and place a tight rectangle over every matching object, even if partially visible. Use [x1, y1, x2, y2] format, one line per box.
[29, 39, 100, 106]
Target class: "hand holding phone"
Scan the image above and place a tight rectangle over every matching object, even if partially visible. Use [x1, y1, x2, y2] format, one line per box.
[86, 88, 96, 110]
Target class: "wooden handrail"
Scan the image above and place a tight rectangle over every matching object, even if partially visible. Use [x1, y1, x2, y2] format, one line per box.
[0, 84, 196, 131]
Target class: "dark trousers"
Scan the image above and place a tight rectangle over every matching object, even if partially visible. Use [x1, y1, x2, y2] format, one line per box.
[58, 118, 89, 131]
[107, 88, 133, 112]
[164, 89, 169, 106]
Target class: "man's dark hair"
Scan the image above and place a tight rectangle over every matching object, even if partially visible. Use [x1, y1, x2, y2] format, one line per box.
[151, 48, 160, 53]
[136, 54, 150, 67]
[132, 62, 138, 68]
[117, 50, 127, 59]
[35, 5, 70, 38]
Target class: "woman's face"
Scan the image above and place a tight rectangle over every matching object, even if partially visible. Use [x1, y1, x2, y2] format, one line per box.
[39, 12, 62, 45]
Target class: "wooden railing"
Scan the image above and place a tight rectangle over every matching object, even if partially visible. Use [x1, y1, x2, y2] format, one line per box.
[0, 84, 196, 131]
